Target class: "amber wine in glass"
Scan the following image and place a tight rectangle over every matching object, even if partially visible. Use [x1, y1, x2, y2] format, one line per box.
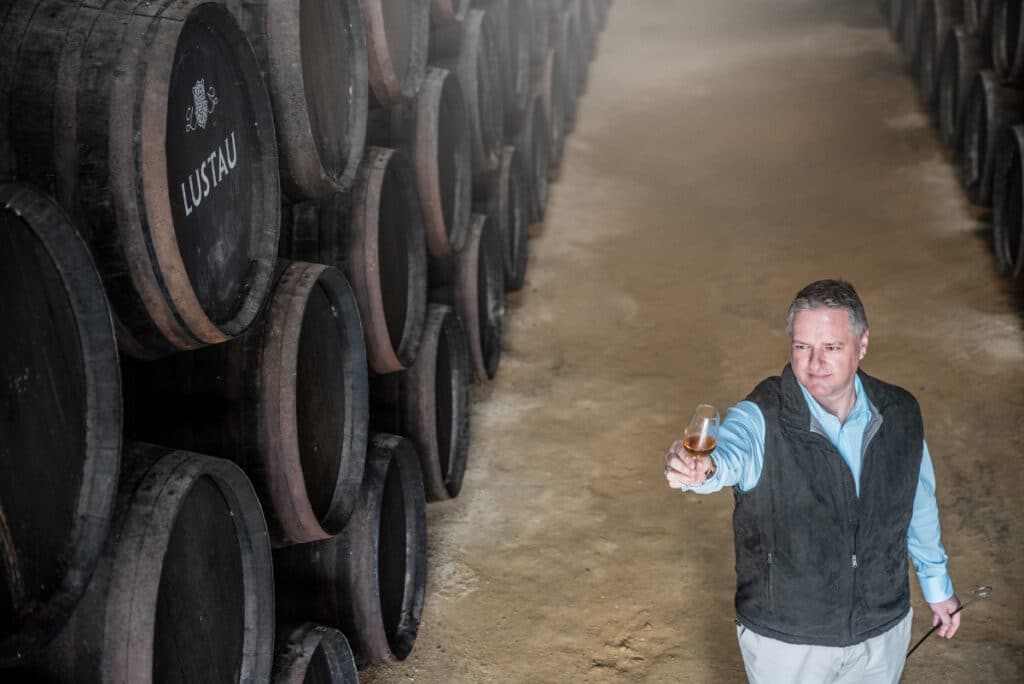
[683, 404, 720, 477]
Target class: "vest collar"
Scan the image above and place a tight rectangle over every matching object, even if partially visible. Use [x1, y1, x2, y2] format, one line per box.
[779, 364, 884, 433]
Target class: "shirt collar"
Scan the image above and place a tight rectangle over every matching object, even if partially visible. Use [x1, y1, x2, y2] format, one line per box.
[797, 373, 870, 429]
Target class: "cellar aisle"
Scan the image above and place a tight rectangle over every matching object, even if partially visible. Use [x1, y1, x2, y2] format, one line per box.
[364, 1, 1024, 682]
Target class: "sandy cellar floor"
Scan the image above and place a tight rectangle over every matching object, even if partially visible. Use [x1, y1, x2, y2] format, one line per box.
[363, 1, 1024, 682]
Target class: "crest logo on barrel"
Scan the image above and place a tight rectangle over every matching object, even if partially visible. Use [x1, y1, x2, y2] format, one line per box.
[185, 79, 219, 133]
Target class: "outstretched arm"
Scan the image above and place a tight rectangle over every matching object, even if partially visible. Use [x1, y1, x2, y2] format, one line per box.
[664, 401, 766, 494]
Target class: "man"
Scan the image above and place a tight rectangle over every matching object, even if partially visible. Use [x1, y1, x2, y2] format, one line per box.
[664, 280, 960, 683]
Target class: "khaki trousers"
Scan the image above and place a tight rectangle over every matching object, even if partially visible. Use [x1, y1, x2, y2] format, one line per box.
[736, 610, 913, 684]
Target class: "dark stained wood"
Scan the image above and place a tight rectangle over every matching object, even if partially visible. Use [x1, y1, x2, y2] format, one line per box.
[937, 27, 983, 149]
[21, 444, 274, 684]
[274, 434, 427, 666]
[3, 0, 281, 358]
[284, 148, 427, 373]
[555, 5, 584, 131]
[361, 0, 430, 106]
[535, 47, 567, 175]
[430, 0, 470, 27]
[352, 148, 428, 374]
[958, 69, 1024, 206]
[992, 124, 1024, 277]
[231, 0, 369, 199]
[515, 90, 551, 223]
[124, 262, 370, 546]
[390, 67, 473, 260]
[371, 304, 471, 500]
[430, 213, 504, 381]
[272, 623, 358, 684]
[430, 8, 504, 178]
[474, 146, 529, 292]
[993, 0, 1024, 84]
[915, 0, 961, 111]
[0, 183, 121, 666]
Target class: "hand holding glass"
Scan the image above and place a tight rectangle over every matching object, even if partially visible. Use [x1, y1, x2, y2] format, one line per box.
[683, 404, 719, 478]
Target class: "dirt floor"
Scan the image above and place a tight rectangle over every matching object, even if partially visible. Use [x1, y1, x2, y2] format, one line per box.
[363, 1, 1024, 681]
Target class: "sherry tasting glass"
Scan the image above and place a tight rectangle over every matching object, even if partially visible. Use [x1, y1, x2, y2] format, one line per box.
[683, 404, 720, 478]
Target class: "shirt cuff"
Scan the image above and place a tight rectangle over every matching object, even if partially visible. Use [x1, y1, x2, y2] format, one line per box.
[919, 573, 955, 604]
[681, 468, 722, 495]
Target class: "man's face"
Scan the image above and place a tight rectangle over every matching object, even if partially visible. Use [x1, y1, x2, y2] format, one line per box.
[790, 308, 869, 412]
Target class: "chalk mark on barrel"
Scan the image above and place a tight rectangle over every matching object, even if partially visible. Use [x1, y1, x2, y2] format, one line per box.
[0, 494, 25, 612]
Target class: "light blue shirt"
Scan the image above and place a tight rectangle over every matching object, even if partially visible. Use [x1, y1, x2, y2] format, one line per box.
[686, 375, 954, 604]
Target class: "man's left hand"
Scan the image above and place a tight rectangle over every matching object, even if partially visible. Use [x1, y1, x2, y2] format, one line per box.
[928, 595, 962, 639]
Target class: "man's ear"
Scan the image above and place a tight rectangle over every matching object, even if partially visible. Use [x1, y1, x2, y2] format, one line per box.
[859, 330, 869, 360]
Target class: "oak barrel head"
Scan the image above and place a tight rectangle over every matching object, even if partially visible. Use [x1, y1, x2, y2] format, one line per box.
[350, 147, 428, 374]
[416, 67, 472, 258]
[992, 125, 1024, 277]
[153, 476, 247, 684]
[99, 446, 275, 684]
[0, 184, 120, 665]
[412, 305, 470, 499]
[272, 623, 358, 683]
[362, 434, 426, 664]
[363, 0, 430, 106]
[166, 10, 265, 327]
[476, 213, 505, 379]
[237, 0, 369, 199]
[290, 265, 370, 537]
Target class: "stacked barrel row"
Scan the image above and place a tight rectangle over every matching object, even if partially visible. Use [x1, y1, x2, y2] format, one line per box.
[0, 0, 611, 681]
[881, 0, 1024, 278]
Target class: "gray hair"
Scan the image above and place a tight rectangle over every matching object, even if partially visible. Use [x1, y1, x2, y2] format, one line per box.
[786, 280, 869, 338]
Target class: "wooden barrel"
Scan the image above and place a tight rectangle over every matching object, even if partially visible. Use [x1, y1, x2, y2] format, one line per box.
[272, 624, 359, 684]
[993, 0, 1024, 84]
[574, 0, 599, 74]
[124, 262, 370, 546]
[901, 0, 924, 63]
[432, 213, 504, 381]
[537, 47, 568, 176]
[965, 0, 996, 65]
[531, 0, 553, 61]
[992, 124, 1024, 277]
[431, 0, 471, 27]
[360, 0, 430, 106]
[230, 0, 369, 199]
[476, 146, 530, 292]
[488, 0, 534, 137]
[516, 89, 552, 223]
[889, 0, 907, 39]
[383, 67, 474, 260]
[282, 148, 428, 373]
[372, 304, 471, 501]
[937, 26, 983, 149]
[965, 0, 994, 37]
[2, 1, 281, 359]
[595, 0, 613, 29]
[0, 184, 121, 665]
[274, 434, 427, 666]
[553, 7, 583, 133]
[27, 444, 275, 683]
[431, 8, 505, 177]
[916, 1, 962, 111]
[958, 69, 1024, 205]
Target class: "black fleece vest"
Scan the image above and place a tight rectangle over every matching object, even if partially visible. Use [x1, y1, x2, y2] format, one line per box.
[733, 365, 924, 646]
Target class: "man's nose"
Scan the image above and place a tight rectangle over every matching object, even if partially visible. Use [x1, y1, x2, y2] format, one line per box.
[810, 347, 825, 368]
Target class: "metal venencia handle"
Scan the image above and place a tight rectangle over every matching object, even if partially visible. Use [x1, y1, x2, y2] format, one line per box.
[906, 585, 992, 658]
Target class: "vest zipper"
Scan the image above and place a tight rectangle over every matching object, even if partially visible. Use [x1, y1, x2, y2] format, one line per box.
[767, 552, 774, 612]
